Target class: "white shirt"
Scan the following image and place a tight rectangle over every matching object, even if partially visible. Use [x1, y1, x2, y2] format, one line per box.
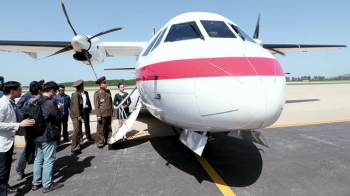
[82, 92, 88, 109]
[0, 96, 20, 152]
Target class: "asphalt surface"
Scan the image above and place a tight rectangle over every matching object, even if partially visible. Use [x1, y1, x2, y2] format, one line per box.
[8, 121, 350, 196]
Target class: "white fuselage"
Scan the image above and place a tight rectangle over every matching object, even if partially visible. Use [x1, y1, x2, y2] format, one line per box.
[135, 12, 286, 132]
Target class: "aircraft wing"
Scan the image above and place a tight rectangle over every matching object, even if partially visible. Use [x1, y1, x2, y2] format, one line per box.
[103, 42, 147, 56]
[263, 44, 346, 55]
[0, 40, 147, 59]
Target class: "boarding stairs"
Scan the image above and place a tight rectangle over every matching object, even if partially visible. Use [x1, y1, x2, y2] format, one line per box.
[109, 87, 141, 144]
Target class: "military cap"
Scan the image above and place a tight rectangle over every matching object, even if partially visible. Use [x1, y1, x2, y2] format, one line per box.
[72, 79, 84, 87]
[95, 76, 106, 84]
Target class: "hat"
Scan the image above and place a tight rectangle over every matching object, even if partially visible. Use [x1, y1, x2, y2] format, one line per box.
[95, 76, 106, 84]
[72, 80, 84, 87]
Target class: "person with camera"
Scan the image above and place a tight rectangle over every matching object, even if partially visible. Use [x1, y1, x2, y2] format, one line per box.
[53, 85, 71, 142]
[31, 81, 64, 193]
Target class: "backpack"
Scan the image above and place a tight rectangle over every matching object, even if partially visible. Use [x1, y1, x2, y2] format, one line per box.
[23, 99, 47, 137]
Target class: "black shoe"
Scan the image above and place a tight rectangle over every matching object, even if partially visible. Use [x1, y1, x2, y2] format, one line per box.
[71, 150, 82, 154]
[32, 184, 42, 191]
[42, 182, 63, 193]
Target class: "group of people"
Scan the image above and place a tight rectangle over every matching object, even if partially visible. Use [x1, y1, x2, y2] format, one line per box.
[0, 76, 132, 195]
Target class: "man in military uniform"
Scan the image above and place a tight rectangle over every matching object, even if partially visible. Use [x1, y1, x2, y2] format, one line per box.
[93, 76, 114, 148]
[70, 80, 84, 154]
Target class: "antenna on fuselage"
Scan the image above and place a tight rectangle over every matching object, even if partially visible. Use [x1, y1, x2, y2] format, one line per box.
[153, 26, 155, 35]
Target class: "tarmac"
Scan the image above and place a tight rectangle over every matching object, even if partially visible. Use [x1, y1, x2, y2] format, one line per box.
[8, 83, 350, 196]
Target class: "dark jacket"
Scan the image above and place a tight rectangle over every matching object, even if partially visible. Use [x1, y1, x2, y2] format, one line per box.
[34, 96, 62, 142]
[53, 93, 71, 115]
[17, 92, 32, 114]
[83, 91, 92, 113]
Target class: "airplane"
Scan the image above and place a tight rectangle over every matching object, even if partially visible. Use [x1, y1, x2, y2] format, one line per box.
[0, 2, 346, 156]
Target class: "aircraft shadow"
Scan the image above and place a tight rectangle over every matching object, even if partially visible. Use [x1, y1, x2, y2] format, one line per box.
[285, 99, 320, 103]
[108, 137, 150, 150]
[149, 133, 263, 187]
[125, 111, 263, 187]
[106, 110, 263, 187]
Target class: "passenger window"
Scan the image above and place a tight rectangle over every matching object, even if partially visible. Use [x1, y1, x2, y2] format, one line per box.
[142, 31, 162, 56]
[164, 21, 202, 42]
[200, 20, 236, 38]
[151, 28, 167, 52]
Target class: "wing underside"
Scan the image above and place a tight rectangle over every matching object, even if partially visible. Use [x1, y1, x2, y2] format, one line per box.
[0, 40, 147, 58]
[263, 44, 346, 54]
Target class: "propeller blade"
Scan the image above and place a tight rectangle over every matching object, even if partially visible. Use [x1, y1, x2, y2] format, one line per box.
[38, 44, 73, 60]
[61, 1, 78, 36]
[82, 50, 98, 79]
[253, 13, 261, 39]
[104, 68, 135, 71]
[88, 27, 124, 41]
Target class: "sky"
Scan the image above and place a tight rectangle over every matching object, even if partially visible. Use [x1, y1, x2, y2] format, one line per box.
[0, 0, 349, 85]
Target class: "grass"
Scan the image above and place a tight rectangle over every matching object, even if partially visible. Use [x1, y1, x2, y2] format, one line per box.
[287, 81, 350, 85]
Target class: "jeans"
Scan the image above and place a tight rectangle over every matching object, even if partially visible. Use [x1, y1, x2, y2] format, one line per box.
[0, 145, 14, 196]
[32, 141, 57, 188]
[16, 134, 35, 174]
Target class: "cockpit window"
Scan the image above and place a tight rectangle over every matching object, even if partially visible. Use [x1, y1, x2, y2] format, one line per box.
[164, 21, 203, 42]
[142, 30, 163, 56]
[229, 24, 256, 43]
[151, 28, 167, 52]
[200, 20, 236, 38]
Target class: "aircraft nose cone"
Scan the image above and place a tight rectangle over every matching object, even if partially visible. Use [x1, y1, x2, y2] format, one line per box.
[194, 58, 267, 129]
[71, 35, 90, 52]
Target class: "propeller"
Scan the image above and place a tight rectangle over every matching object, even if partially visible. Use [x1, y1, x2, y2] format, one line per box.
[252, 14, 286, 56]
[61, 1, 77, 36]
[253, 13, 261, 39]
[40, 1, 124, 79]
[88, 27, 124, 41]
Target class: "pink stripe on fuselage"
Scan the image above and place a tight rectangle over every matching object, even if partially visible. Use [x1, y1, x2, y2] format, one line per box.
[136, 57, 284, 81]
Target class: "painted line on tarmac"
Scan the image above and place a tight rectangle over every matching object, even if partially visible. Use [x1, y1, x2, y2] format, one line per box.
[267, 119, 350, 129]
[174, 127, 236, 196]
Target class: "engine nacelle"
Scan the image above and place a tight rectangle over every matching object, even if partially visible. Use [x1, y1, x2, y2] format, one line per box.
[72, 36, 106, 65]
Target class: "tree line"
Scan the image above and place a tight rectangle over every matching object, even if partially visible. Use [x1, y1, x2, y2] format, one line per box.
[59, 79, 136, 87]
[285, 75, 350, 81]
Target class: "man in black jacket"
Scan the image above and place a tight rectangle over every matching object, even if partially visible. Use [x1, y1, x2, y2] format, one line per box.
[81, 90, 93, 141]
[31, 81, 64, 193]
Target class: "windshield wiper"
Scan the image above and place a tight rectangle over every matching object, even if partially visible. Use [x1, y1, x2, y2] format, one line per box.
[231, 25, 245, 41]
[189, 23, 205, 41]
